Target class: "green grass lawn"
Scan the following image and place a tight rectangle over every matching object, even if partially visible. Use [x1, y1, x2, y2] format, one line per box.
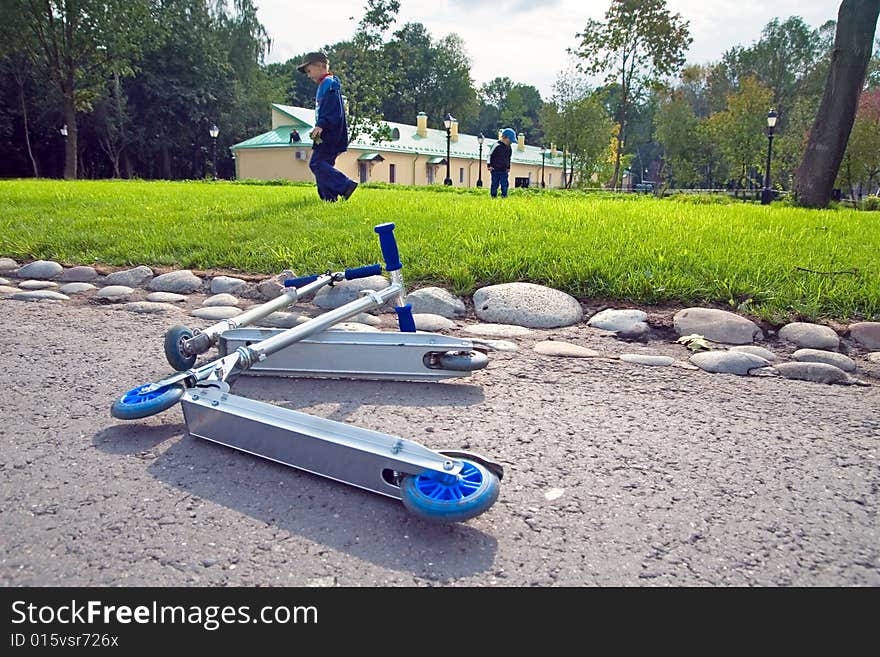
[1, 178, 877, 323]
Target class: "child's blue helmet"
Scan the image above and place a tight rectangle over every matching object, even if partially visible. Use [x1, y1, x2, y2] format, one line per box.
[501, 128, 517, 143]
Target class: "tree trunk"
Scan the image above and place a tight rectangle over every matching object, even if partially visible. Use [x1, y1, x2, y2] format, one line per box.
[16, 74, 39, 177]
[794, 0, 880, 208]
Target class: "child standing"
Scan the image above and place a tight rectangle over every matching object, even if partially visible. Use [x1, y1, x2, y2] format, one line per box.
[297, 51, 358, 202]
[487, 128, 517, 198]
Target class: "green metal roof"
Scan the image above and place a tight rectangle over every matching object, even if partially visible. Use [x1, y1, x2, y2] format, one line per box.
[357, 152, 385, 161]
[231, 103, 564, 167]
[425, 156, 447, 164]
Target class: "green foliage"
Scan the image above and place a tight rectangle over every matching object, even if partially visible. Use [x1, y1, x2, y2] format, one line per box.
[861, 196, 880, 211]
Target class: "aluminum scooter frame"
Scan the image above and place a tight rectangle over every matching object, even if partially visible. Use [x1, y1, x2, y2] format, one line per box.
[113, 223, 503, 523]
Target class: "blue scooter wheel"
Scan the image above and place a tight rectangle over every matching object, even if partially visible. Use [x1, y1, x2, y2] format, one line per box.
[111, 383, 185, 420]
[164, 325, 196, 371]
[400, 459, 500, 523]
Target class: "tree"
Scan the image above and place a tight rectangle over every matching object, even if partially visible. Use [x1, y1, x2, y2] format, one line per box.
[571, 0, 691, 188]
[655, 90, 705, 188]
[794, 0, 880, 208]
[541, 66, 612, 188]
[4, 0, 156, 179]
[839, 89, 880, 196]
[705, 76, 774, 192]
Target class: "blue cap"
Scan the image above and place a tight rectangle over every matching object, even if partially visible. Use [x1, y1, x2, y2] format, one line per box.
[501, 128, 517, 143]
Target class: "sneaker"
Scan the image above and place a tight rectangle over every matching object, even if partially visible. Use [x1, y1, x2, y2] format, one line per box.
[342, 181, 358, 200]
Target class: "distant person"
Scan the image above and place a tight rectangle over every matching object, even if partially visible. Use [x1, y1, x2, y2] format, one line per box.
[487, 128, 516, 198]
[289, 129, 301, 143]
[297, 51, 357, 202]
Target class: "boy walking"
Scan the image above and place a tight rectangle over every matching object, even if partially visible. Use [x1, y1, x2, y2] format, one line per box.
[297, 51, 358, 202]
[487, 128, 517, 198]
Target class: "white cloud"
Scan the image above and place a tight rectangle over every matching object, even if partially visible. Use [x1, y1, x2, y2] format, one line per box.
[256, 0, 863, 99]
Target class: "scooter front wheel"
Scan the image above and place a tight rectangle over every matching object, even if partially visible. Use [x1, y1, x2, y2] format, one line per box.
[164, 325, 196, 371]
[400, 458, 500, 523]
[111, 383, 185, 420]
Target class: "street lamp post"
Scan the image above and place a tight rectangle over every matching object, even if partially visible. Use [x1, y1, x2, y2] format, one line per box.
[443, 113, 453, 186]
[761, 109, 778, 205]
[477, 133, 484, 187]
[59, 124, 68, 178]
[540, 146, 547, 188]
[209, 123, 219, 180]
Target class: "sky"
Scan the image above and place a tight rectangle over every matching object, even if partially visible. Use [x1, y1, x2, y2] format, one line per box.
[254, 0, 850, 99]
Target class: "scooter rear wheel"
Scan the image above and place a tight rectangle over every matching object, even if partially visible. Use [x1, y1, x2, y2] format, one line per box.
[111, 383, 185, 420]
[164, 325, 196, 371]
[400, 459, 499, 523]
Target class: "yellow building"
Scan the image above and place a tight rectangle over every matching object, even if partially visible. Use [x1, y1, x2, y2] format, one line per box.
[231, 104, 566, 189]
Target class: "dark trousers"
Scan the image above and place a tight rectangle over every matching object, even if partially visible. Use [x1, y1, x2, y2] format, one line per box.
[490, 169, 510, 198]
[309, 148, 354, 201]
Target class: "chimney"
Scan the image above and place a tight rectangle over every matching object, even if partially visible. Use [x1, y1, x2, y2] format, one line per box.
[417, 112, 427, 138]
[517, 133, 525, 152]
[450, 119, 459, 142]
[551, 142, 557, 158]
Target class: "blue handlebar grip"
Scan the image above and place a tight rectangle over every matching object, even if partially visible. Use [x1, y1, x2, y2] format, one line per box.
[345, 263, 382, 280]
[374, 223, 402, 272]
[395, 304, 416, 333]
[283, 274, 319, 288]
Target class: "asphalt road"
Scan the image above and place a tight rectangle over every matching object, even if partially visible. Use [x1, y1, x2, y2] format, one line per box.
[1, 300, 878, 586]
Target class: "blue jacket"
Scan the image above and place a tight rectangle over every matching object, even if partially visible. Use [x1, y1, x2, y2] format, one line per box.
[314, 74, 349, 155]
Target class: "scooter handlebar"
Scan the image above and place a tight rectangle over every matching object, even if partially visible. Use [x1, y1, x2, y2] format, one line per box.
[344, 264, 382, 280]
[374, 222, 402, 272]
[283, 274, 319, 288]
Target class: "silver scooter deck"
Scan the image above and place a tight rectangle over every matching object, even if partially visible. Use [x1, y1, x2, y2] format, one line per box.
[180, 384, 503, 499]
[217, 328, 487, 381]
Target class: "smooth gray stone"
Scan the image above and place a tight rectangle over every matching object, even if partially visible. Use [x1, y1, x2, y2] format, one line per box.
[351, 312, 382, 327]
[61, 266, 98, 282]
[462, 323, 535, 338]
[413, 313, 455, 331]
[0, 277, 10, 285]
[0, 285, 19, 295]
[792, 348, 857, 372]
[533, 341, 600, 357]
[103, 265, 154, 288]
[773, 362, 851, 384]
[18, 280, 58, 290]
[145, 292, 187, 303]
[11, 290, 69, 301]
[255, 278, 284, 300]
[619, 354, 675, 366]
[96, 285, 134, 299]
[210, 275, 247, 294]
[203, 293, 240, 307]
[313, 276, 389, 310]
[588, 309, 649, 337]
[473, 282, 582, 328]
[405, 287, 466, 318]
[190, 306, 242, 320]
[148, 270, 203, 293]
[0, 258, 19, 271]
[58, 282, 96, 295]
[468, 338, 519, 352]
[690, 350, 770, 375]
[122, 302, 179, 314]
[259, 312, 307, 328]
[778, 322, 839, 350]
[15, 260, 63, 280]
[849, 322, 880, 351]
[674, 307, 763, 344]
[867, 352, 880, 364]
[729, 345, 778, 362]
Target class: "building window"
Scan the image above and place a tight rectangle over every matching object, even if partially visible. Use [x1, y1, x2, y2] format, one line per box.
[389, 163, 396, 184]
[427, 165, 434, 184]
[549, 173, 552, 187]
[459, 167, 464, 183]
